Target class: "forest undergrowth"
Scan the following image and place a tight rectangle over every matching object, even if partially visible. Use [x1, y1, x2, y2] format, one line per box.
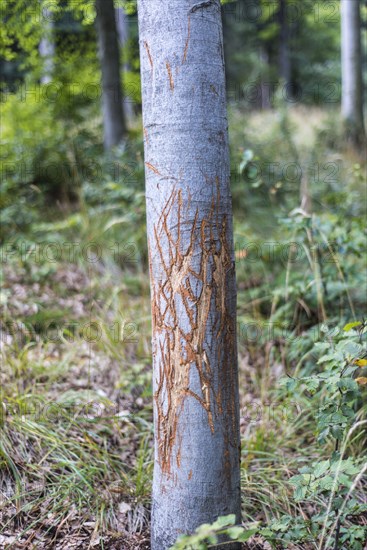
[1, 105, 366, 549]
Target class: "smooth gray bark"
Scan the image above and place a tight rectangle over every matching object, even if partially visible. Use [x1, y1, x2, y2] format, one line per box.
[341, 0, 365, 146]
[137, 1, 241, 548]
[95, 0, 126, 149]
[39, 9, 54, 85]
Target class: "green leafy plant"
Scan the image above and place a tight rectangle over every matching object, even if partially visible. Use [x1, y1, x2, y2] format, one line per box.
[264, 321, 367, 548]
[171, 514, 257, 550]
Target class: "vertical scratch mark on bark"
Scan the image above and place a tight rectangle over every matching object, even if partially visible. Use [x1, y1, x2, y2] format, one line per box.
[182, 16, 191, 64]
[166, 61, 174, 91]
[176, 450, 181, 468]
[144, 40, 153, 70]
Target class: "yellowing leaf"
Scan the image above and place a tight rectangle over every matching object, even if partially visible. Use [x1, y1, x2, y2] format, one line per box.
[343, 321, 362, 331]
[355, 359, 367, 367]
[356, 377, 367, 385]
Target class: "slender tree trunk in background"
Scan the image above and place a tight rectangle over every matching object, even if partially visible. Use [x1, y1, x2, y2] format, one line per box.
[300, 175, 312, 215]
[95, 0, 126, 150]
[137, 0, 241, 548]
[115, 6, 128, 45]
[259, 46, 271, 109]
[115, 6, 135, 124]
[39, 9, 54, 85]
[341, 0, 365, 147]
[278, 0, 291, 85]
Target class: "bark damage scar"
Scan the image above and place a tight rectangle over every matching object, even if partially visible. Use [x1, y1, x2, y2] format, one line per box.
[150, 180, 237, 477]
[165, 61, 174, 91]
[189, 0, 217, 14]
[182, 16, 191, 64]
[145, 162, 162, 176]
[143, 40, 153, 70]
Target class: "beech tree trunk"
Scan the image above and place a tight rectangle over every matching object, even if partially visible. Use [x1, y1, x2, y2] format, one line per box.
[95, 0, 126, 149]
[341, 0, 365, 146]
[137, 1, 241, 548]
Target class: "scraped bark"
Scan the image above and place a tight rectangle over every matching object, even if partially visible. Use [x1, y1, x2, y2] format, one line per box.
[137, 1, 241, 548]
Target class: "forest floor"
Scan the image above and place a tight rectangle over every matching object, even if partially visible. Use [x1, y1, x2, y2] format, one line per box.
[1, 106, 366, 549]
[1, 257, 277, 549]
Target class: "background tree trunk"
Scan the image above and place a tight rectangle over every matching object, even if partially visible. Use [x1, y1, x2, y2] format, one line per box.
[278, 0, 291, 85]
[341, 0, 365, 146]
[300, 174, 312, 215]
[137, 0, 241, 548]
[115, 6, 135, 125]
[95, 0, 126, 150]
[259, 45, 271, 109]
[39, 8, 54, 85]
